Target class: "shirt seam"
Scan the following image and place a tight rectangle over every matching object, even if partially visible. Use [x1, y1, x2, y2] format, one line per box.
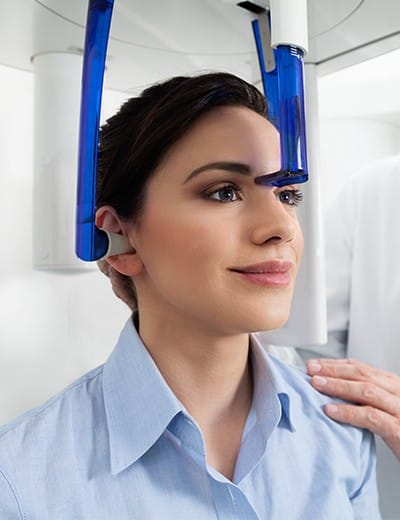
[0, 366, 104, 439]
[0, 466, 24, 520]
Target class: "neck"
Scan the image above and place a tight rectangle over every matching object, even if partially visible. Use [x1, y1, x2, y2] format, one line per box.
[135, 306, 254, 480]
[137, 309, 252, 423]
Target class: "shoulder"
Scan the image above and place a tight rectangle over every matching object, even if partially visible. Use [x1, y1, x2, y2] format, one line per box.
[267, 354, 379, 516]
[0, 365, 109, 517]
[0, 364, 106, 469]
[266, 351, 339, 413]
[267, 352, 372, 444]
[267, 352, 377, 495]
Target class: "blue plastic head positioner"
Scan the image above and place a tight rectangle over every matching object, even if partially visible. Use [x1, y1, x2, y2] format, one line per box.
[251, 12, 309, 188]
[76, 1, 309, 261]
[76, 0, 114, 262]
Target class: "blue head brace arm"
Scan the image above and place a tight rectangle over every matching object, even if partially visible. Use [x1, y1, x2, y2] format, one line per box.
[76, 0, 115, 262]
[239, 2, 309, 187]
[76, 0, 309, 261]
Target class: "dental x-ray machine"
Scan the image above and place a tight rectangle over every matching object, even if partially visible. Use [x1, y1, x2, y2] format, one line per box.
[76, 0, 309, 261]
[75, 0, 326, 347]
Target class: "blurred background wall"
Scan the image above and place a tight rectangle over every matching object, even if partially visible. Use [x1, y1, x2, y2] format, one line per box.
[0, 64, 130, 423]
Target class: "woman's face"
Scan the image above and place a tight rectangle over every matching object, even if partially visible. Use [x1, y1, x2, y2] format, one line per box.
[128, 105, 303, 335]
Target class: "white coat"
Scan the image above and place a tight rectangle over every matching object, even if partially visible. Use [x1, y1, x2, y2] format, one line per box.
[303, 155, 400, 520]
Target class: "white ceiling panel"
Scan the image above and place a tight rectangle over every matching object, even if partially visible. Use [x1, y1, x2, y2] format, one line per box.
[0, 0, 399, 90]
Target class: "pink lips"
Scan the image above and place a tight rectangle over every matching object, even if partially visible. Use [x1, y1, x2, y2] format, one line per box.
[230, 260, 293, 287]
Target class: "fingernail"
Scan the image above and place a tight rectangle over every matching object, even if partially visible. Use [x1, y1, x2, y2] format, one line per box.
[325, 404, 338, 415]
[313, 375, 327, 387]
[307, 361, 322, 374]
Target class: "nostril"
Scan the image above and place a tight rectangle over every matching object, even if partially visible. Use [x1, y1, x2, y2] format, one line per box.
[267, 235, 282, 243]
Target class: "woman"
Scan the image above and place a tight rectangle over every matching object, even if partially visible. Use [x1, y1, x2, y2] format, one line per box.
[0, 73, 380, 519]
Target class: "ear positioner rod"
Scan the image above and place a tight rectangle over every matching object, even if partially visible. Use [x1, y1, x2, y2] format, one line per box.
[240, 0, 309, 188]
[76, 0, 131, 261]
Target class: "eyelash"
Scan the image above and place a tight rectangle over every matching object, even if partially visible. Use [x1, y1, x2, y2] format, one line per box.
[205, 183, 242, 203]
[276, 188, 304, 206]
[204, 184, 303, 206]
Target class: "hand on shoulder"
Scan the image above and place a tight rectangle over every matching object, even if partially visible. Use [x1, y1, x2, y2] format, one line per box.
[306, 357, 400, 461]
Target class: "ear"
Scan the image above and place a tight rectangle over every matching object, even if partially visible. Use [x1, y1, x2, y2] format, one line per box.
[95, 206, 144, 277]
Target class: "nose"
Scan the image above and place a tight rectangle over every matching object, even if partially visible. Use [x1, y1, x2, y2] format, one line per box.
[249, 189, 298, 246]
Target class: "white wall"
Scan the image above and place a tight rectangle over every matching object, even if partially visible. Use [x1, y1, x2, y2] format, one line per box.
[0, 65, 131, 424]
[317, 50, 400, 204]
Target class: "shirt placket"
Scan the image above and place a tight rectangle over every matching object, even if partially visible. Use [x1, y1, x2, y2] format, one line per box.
[207, 473, 260, 520]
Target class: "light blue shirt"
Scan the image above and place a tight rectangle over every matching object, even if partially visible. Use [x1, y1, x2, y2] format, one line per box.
[0, 318, 380, 519]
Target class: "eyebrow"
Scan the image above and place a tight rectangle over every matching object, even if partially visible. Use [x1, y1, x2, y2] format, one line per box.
[184, 161, 252, 183]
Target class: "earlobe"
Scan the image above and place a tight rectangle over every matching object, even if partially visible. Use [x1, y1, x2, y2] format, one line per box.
[106, 251, 143, 277]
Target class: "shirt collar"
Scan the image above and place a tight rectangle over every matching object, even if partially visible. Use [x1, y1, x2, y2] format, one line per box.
[102, 317, 183, 475]
[102, 320, 297, 475]
[250, 333, 297, 433]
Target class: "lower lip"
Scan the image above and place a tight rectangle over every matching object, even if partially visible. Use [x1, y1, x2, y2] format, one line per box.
[234, 271, 291, 287]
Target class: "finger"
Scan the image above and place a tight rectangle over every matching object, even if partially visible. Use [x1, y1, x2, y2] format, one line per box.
[307, 358, 400, 395]
[324, 403, 400, 460]
[308, 358, 385, 380]
[311, 376, 400, 416]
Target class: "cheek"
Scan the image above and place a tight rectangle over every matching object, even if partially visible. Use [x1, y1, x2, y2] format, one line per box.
[293, 223, 304, 274]
[283, 213, 303, 275]
[295, 224, 304, 258]
[138, 208, 228, 269]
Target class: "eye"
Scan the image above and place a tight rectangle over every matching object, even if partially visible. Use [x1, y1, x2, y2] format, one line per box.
[206, 184, 242, 203]
[277, 188, 303, 206]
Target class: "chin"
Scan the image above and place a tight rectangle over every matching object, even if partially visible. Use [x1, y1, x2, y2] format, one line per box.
[237, 295, 292, 332]
[256, 316, 289, 333]
[231, 307, 291, 335]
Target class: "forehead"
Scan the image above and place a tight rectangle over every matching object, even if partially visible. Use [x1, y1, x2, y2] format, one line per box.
[185, 105, 276, 143]
[157, 106, 280, 175]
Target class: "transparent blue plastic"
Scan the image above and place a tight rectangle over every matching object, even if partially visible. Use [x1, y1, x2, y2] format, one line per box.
[252, 18, 308, 187]
[76, 0, 114, 261]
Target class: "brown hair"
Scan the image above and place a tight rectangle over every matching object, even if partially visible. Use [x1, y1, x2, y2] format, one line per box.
[97, 72, 267, 309]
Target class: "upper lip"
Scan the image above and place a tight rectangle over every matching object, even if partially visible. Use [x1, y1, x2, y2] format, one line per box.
[230, 260, 293, 274]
